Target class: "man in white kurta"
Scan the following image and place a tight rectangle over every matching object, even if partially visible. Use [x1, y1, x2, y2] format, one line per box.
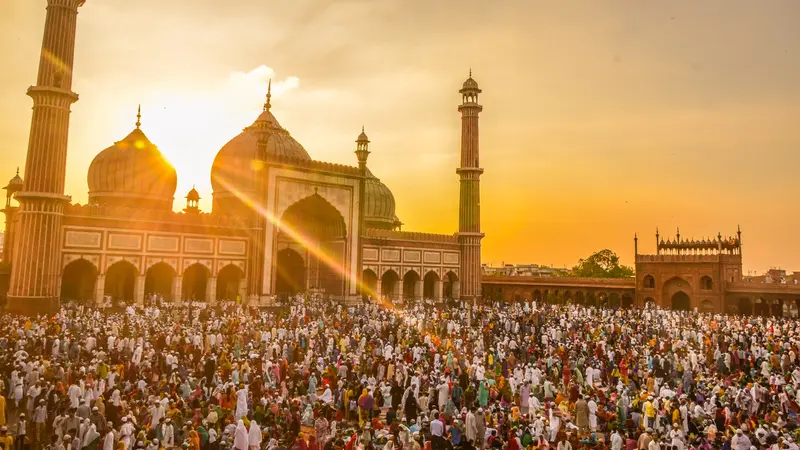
[235, 386, 249, 420]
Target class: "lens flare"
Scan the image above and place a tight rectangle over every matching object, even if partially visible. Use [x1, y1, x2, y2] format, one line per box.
[213, 173, 379, 299]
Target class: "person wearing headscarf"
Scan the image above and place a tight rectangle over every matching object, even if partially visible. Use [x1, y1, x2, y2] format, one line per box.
[247, 420, 262, 450]
[233, 420, 248, 450]
[188, 430, 200, 450]
[302, 404, 314, 427]
[82, 424, 101, 450]
[358, 389, 373, 427]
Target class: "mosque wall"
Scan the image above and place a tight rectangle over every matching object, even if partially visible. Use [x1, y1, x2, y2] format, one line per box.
[361, 236, 460, 300]
[59, 223, 249, 304]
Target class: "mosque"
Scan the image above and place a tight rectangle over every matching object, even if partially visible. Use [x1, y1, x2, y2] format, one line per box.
[1, 0, 483, 314]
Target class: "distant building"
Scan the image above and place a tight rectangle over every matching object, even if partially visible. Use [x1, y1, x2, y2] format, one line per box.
[484, 228, 800, 317]
[483, 263, 569, 277]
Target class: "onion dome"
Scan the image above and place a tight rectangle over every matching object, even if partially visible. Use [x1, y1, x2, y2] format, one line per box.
[87, 107, 177, 210]
[210, 81, 311, 201]
[364, 168, 399, 230]
[5, 168, 23, 195]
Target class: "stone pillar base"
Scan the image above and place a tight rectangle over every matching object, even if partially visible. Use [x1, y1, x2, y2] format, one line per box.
[6, 295, 59, 315]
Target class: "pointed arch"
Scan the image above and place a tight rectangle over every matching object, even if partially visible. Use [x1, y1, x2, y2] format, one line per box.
[442, 271, 458, 299]
[380, 269, 400, 301]
[145, 262, 175, 302]
[362, 268, 379, 299]
[183, 262, 211, 301]
[104, 260, 137, 303]
[403, 269, 421, 300]
[662, 276, 691, 310]
[217, 263, 245, 302]
[61, 258, 98, 303]
[423, 270, 440, 300]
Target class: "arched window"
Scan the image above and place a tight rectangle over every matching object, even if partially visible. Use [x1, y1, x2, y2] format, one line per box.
[700, 276, 712, 290]
[643, 275, 655, 289]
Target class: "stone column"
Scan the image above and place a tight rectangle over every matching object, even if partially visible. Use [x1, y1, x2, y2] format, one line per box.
[397, 280, 403, 302]
[414, 280, 423, 300]
[375, 278, 382, 302]
[238, 278, 247, 304]
[207, 277, 217, 304]
[435, 280, 443, 301]
[133, 275, 145, 306]
[95, 275, 105, 307]
[453, 281, 461, 299]
[172, 276, 183, 304]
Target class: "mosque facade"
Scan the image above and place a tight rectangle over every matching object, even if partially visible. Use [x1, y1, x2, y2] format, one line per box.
[1, 0, 482, 314]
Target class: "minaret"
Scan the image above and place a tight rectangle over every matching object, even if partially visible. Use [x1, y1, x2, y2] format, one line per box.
[7, 0, 87, 315]
[456, 71, 484, 302]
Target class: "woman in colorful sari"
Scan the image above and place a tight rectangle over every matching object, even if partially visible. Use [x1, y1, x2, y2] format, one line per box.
[478, 381, 489, 408]
[357, 389, 373, 427]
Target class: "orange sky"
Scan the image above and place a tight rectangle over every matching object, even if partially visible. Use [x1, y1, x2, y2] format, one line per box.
[2, 0, 800, 274]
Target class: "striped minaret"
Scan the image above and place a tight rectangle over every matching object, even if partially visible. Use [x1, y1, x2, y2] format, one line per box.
[456, 72, 484, 302]
[7, 0, 87, 315]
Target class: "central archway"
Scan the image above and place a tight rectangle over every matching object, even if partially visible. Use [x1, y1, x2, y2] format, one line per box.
[671, 291, 691, 311]
[275, 248, 305, 294]
[61, 259, 98, 303]
[277, 194, 347, 297]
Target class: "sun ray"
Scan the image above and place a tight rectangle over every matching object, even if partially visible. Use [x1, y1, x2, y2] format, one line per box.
[213, 173, 379, 299]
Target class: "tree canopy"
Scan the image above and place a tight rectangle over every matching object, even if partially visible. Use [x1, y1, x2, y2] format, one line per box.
[570, 249, 634, 278]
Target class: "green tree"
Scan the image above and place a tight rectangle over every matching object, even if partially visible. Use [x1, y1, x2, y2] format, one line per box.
[571, 249, 634, 278]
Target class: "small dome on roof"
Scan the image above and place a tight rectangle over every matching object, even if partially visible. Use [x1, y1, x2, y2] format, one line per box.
[186, 186, 200, 201]
[6, 168, 23, 192]
[462, 76, 479, 90]
[357, 127, 369, 143]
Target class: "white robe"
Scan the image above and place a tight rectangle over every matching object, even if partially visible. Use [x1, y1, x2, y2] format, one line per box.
[235, 388, 249, 420]
[103, 432, 115, 450]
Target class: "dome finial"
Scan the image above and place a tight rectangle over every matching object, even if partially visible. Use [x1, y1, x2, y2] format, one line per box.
[469, 67, 472, 77]
[264, 79, 272, 111]
[136, 104, 141, 129]
[15, 167, 19, 176]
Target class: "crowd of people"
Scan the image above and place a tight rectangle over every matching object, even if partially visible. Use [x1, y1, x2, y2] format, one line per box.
[0, 295, 799, 450]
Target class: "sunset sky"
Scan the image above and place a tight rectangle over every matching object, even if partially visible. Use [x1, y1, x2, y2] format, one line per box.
[2, 0, 799, 274]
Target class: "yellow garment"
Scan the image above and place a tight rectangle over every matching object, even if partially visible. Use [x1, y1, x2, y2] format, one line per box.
[645, 401, 655, 418]
[0, 396, 6, 426]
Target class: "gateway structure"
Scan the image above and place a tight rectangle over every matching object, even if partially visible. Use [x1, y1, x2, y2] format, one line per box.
[1, 0, 485, 314]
